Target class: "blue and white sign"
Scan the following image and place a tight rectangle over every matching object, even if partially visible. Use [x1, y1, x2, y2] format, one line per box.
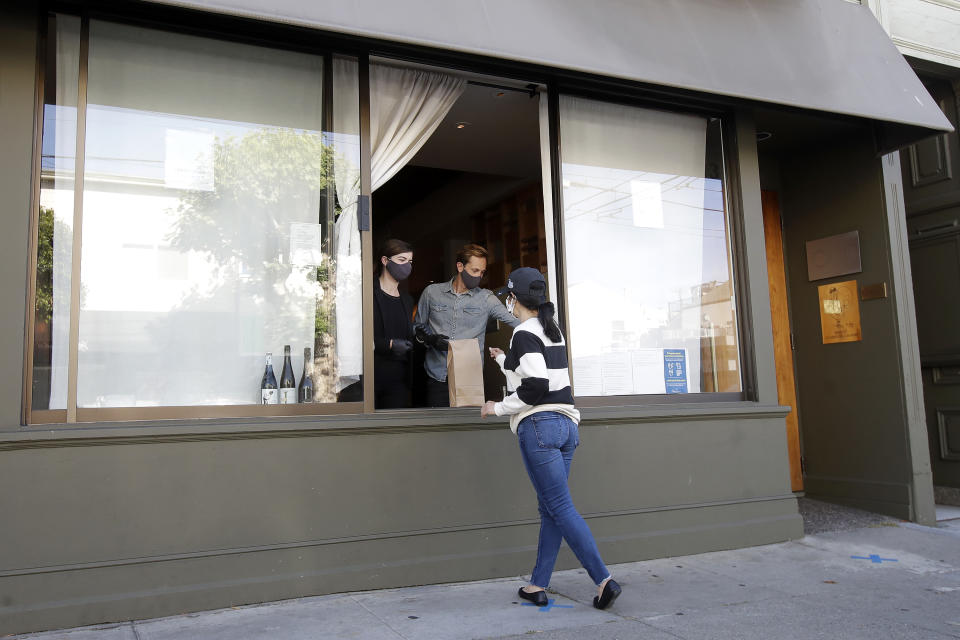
[663, 349, 688, 394]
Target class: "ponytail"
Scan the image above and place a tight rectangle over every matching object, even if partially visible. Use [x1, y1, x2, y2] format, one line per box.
[514, 285, 562, 343]
[537, 301, 562, 343]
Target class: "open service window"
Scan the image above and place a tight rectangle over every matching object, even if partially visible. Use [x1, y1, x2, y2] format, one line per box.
[366, 58, 550, 410]
[557, 96, 744, 401]
[27, 14, 365, 422]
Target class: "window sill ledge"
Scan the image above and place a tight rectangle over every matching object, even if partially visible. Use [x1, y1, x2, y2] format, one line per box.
[1, 402, 790, 450]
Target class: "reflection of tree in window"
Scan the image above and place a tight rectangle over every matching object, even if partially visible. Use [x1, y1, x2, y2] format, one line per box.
[33, 205, 84, 408]
[162, 127, 339, 402]
[35, 206, 57, 324]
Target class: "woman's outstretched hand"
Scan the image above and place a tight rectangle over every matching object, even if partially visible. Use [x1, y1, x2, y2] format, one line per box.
[488, 347, 504, 359]
[480, 401, 496, 419]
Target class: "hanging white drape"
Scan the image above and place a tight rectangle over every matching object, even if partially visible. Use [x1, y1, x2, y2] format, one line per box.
[369, 64, 465, 189]
[48, 16, 82, 410]
[332, 57, 363, 390]
[333, 62, 464, 391]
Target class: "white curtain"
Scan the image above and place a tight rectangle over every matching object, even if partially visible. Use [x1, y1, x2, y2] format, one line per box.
[537, 92, 558, 305]
[332, 57, 363, 390]
[46, 15, 82, 410]
[333, 62, 465, 391]
[370, 64, 465, 189]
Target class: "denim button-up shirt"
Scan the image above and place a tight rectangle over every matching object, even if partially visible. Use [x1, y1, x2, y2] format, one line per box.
[415, 278, 520, 382]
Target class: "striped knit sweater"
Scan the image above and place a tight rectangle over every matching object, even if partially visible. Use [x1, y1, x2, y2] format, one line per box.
[493, 317, 580, 433]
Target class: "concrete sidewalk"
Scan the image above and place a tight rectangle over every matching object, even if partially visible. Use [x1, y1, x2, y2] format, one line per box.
[9, 508, 960, 640]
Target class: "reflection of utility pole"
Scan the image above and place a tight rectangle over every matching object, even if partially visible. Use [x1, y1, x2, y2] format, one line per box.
[704, 313, 719, 392]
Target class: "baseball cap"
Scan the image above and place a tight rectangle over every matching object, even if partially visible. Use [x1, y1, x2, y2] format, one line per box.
[496, 267, 547, 301]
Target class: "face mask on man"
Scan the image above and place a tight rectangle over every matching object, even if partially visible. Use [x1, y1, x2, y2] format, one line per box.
[460, 270, 482, 289]
[385, 260, 412, 281]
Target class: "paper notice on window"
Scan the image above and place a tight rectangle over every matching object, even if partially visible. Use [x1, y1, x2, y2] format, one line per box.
[164, 129, 214, 191]
[572, 355, 603, 397]
[631, 348, 666, 394]
[663, 348, 689, 394]
[289, 223, 323, 266]
[601, 351, 634, 396]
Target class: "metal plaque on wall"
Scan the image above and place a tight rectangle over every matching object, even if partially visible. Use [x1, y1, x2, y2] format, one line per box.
[806, 230, 862, 281]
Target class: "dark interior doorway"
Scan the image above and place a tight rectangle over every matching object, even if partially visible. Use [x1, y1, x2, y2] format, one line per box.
[372, 76, 546, 408]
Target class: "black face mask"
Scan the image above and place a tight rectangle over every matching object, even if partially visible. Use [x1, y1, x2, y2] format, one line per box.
[385, 260, 412, 281]
[460, 270, 482, 289]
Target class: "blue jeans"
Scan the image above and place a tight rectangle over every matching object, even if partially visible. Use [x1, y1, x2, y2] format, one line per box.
[517, 412, 610, 588]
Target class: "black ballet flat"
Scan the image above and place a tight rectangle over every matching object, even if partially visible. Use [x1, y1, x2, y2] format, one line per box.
[518, 586, 548, 607]
[593, 579, 621, 610]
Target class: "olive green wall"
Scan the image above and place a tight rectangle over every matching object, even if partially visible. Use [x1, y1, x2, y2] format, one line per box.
[0, 409, 799, 635]
[0, 1, 36, 429]
[779, 134, 935, 521]
[0, 4, 803, 635]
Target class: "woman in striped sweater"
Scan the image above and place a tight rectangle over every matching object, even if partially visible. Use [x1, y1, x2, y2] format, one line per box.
[480, 267, 621, 611]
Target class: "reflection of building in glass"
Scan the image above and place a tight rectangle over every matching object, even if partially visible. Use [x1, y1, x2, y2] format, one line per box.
[668, 280, 740, 392]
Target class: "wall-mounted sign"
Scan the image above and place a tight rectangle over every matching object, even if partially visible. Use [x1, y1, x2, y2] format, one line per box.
[806, 230, 861, 281]
[818, 280, 862, 344]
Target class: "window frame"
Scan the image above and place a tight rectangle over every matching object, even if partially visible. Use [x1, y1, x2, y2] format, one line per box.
[23, 2, 758, 426]
[547, 87, 755, 406]
[24, 10, 371, 423]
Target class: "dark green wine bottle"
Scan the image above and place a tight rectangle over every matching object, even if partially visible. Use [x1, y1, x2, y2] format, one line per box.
[299, 347, 314, 403]
[279, 345, 297, 404]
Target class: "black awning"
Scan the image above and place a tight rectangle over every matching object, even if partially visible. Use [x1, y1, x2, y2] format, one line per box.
[150, 0, 953, 151]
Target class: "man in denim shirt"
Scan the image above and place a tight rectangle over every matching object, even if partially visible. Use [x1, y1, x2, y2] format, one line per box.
[415, 244, 519, 407]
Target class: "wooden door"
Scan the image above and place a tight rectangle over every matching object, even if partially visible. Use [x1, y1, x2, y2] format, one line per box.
[762, 191, 804, 491]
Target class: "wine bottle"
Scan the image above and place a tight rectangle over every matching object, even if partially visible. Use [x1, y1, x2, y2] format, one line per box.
[260, 352, 278, 404]
[298, 347, 314, 403]
[279, 344, 297, 404]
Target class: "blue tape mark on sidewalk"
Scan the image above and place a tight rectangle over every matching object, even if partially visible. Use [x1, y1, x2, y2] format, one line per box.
[851, 554, 898, 564]
[522, 598, 574, 612]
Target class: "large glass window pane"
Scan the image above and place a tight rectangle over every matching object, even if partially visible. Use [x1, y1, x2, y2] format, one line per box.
[559, 96, 742, 397]
[32, 14, 80, 411]
[73, 21, 360, 408]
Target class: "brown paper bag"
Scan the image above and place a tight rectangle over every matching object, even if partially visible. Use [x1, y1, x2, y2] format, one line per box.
[446, 338, 486, 407]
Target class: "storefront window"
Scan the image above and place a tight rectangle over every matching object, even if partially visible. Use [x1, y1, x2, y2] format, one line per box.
[558, 96, 742, 397]
[28, 12, 748, 421]
[33, 16, 363, 416]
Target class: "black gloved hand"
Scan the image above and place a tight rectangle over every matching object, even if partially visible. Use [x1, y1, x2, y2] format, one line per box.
[415, 326, 449, 351]
[390, 339, 412, 357]
[414, 325, 430, 345]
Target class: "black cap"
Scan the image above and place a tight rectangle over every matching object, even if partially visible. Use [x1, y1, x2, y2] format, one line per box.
[496, 267, 547, 301]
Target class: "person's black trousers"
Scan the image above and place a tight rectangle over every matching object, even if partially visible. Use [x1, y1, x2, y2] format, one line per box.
[425, 377, 450, 407]
[374, 358, 411, 409]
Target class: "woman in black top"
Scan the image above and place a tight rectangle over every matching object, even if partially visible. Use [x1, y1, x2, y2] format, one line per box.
[373, 239, 415, 409]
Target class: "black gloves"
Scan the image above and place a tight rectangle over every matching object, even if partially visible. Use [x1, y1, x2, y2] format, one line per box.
[390, 339, 412, 357]
[415, 325, 449, 351]
[414, 325, 429, 345]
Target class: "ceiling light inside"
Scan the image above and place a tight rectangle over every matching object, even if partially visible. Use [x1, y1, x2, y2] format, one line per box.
[455, 121, 470, 129]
